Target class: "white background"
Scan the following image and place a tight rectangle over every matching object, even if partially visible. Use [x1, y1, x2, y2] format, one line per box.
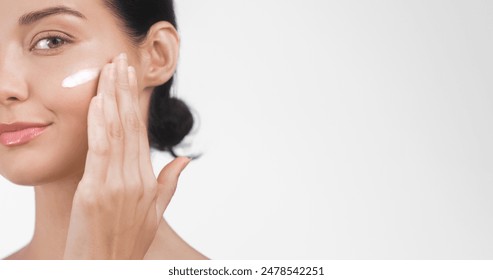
[1, 0, 492, 259]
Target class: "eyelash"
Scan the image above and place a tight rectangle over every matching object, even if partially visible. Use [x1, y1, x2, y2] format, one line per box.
[30, 32, 74, 55]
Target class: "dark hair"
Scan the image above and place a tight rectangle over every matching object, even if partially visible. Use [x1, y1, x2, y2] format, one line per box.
[104, 0, 194, 157]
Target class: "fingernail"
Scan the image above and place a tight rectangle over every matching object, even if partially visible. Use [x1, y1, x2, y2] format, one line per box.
[119, 53, 127, 60]
[182, 157, 192, 168]
[128, 66, 135, 74]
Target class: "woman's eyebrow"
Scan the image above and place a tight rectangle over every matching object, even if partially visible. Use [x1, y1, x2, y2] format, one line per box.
[18, 6, 86, 26]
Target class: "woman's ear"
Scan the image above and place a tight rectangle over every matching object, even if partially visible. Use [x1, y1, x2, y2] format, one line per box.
[139, 21, 180, 88]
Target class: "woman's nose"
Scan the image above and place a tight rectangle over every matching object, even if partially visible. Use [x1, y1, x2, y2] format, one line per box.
[0, 54, 29, 106]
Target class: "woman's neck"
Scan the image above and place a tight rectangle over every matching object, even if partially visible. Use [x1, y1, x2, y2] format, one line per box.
[27, 177, 80, 259]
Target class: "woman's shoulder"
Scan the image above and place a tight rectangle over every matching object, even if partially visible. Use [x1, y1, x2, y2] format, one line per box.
[144, 219, 208, 260]
[3, 251, 22, 260]
[2, 246, 29, 260]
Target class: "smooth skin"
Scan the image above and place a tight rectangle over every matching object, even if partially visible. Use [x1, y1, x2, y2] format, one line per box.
[0, 0, 206, 259]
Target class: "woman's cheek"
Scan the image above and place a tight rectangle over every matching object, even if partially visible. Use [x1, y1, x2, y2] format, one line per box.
[29, 57, 101, 107]
[38, 75, 98, 183]
[62, 68, 100, 88]
[52, 74, 99, 146]
[36, 65, 99, 158]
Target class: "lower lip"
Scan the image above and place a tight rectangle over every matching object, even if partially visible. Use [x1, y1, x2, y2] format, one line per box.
[0, 126, 49, 147]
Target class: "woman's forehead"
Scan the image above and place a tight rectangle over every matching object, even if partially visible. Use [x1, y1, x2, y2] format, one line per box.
[0, 0, 125, 43]
[1, 0, 113, 26]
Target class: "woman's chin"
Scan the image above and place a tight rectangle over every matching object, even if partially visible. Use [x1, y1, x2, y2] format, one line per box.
[2, 174, 39, 187]
[1, 167, 82, 187]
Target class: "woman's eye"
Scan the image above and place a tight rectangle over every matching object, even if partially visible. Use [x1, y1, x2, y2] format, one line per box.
[34, 37, 68, 50]
[30, 33, 74, 54]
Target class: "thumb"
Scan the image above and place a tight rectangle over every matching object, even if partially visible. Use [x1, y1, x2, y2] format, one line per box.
[155, 157, 191, 217]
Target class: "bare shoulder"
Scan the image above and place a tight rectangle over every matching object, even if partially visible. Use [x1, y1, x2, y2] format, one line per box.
[3, 247, 27, 260]
[144, 219, 209, 260]
[144, 245, 208, 260]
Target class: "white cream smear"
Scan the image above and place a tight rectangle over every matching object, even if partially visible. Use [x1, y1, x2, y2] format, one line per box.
[62, 68, 100, 88]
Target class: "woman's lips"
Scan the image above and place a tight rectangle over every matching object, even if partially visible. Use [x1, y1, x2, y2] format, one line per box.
[0, 123, 51, 147]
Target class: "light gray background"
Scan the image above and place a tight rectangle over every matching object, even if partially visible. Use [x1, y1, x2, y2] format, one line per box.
[1, 0, 492, 259]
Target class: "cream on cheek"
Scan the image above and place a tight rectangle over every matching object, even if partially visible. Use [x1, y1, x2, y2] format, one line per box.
[62, 67, 101, 88]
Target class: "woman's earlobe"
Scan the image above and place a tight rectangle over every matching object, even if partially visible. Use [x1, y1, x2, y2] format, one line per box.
[139, 21, 180, 88]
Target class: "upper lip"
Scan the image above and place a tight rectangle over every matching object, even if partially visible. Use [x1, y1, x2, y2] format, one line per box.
[0, 122, 52, 134]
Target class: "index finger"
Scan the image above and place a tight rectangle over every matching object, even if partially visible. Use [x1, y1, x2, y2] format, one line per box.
[83, 64, 113, 183]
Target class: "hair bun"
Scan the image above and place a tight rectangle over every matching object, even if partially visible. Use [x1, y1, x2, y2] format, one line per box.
[148, 89, 194, 154]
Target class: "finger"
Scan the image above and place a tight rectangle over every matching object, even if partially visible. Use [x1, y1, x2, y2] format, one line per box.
[155, 157, 191, 219]
[115, 54, 142, 188]
[84, 93, 109, 183]
[127, 66, 143, 121]
[102, 62, 124, 181]
[127, 65, 155, 184]
[83, 64, 115, 183]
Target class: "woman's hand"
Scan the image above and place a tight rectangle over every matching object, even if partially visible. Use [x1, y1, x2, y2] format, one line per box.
[63, 53, 190, 259]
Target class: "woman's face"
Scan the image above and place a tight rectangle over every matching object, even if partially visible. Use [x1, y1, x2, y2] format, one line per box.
[0, 0, 139, 185]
